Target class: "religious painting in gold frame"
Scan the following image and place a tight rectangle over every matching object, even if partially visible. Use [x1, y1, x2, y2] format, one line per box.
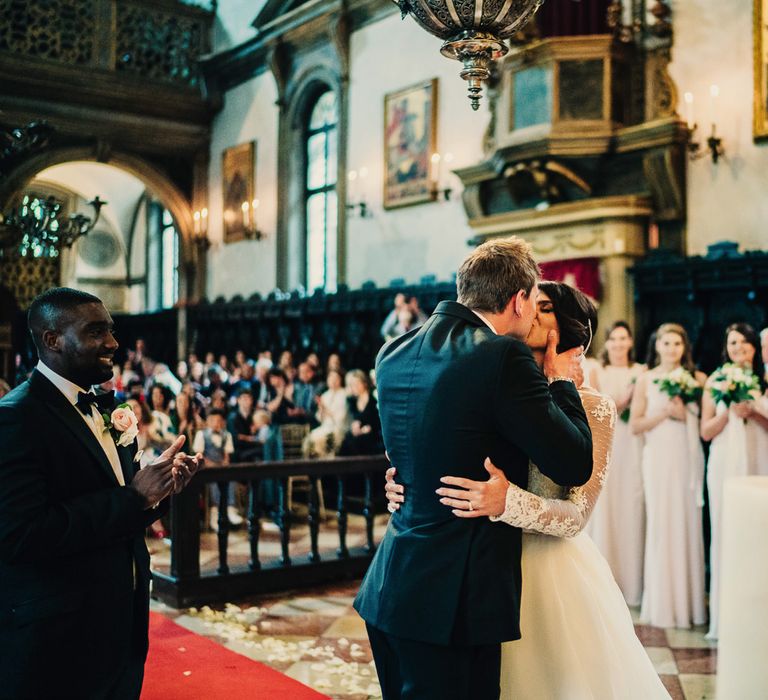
[222, 141, 255, 242]
[754, 0, 768, 140]
[383, 79, 438, 209]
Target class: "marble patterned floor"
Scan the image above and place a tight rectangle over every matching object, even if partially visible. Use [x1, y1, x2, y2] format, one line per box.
[150, 581, 718, 700]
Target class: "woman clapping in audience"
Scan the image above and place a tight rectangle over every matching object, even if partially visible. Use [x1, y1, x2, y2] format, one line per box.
[631, 323, 707, 629]
[700, 323, 768, 639]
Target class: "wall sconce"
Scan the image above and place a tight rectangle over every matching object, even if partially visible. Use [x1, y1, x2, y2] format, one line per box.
[683, 87, 725, 164]
[192, 207, 210, 250]
[346, 168, 372, 218]
[430, 152, 455, 201]
[240, 199, 266, 240]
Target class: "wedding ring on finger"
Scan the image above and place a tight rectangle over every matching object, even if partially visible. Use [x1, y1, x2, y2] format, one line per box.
[468, 501, 474, 512]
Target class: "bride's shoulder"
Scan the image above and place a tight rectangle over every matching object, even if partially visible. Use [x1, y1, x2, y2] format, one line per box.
[578, 387, 617, 425]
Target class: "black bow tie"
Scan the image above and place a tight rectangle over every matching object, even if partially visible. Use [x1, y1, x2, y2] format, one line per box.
[76, 391, 115, 416]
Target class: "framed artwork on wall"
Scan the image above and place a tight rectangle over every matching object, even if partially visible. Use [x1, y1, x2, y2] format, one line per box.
[755, 0, 768, 140]
[383, 79, 438, 209]
[222, 141, 255, 243]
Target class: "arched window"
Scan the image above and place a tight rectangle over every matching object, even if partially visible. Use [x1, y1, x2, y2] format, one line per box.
[146, 203, 179, 310]
[305, 90, 338, 292]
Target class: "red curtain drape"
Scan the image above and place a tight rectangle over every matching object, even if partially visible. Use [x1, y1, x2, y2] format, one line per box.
[539, 257, 601, 300]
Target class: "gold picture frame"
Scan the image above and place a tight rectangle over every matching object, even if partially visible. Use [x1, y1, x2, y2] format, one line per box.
[383, 79, 438, 209]
[222, 141, 255, 243]
[754, 0, 768, 140]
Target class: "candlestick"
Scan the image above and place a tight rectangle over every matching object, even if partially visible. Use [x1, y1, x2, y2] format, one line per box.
[683, 91, 695, 127]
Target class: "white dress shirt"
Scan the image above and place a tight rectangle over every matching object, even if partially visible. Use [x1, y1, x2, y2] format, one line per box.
[471, 309, 499, 335]
[36, 360, 126, 486]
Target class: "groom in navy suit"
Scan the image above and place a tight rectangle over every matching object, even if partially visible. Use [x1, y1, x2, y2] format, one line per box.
[354, 237, 594, 699]
[0, 288, 201, 699]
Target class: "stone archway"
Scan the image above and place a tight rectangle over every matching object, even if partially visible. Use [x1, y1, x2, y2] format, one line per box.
[0, 147, 194, 261]
[0, 147, 201, 301]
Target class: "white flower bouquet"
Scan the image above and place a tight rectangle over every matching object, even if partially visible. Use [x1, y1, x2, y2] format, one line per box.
[653, 367, 702, 404]
[708, 363, 762, 407]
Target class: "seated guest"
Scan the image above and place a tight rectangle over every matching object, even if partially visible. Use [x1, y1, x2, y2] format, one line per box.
[193, 408, 241, 530]
[228, 388, 259, 461]
[149, 383, 176, 448]
[250, 408, 270, 444]
[202, 366, 227, 400]
[230, 361, 259, 398]
[260, 368, 301, 462]
[292, 362, 320, 426]
[150, 362, 182, 396]
[380, 292, 407, 341]
[171, 390, 205, 446]
[305, 369, 349, 457]
[338, 369, 382, 456]
[209, 388, 228, 413]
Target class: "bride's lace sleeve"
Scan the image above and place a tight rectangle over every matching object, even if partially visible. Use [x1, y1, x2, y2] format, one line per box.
[489, 389, 616, 537]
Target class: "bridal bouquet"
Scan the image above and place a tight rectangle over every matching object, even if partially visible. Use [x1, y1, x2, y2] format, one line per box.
[653, 367, 702, 404]
[708, 363, 761, 407]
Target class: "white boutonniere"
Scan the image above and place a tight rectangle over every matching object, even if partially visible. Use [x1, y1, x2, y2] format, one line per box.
[101, 404, 139, 447]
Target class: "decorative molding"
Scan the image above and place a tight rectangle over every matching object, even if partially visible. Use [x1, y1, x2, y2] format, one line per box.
[201, 0, 396, 95]
[467, 194, 653, 255]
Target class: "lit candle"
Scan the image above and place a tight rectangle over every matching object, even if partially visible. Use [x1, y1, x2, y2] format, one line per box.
[709, 84, 720, 127]
[193, 210, 200, 234]
[201, 207, 208, 234]
[241, 201, 249, 228]
[430, 153, 441, 185]
[252, 199, 259, 229]
[683, 92, 695, 128]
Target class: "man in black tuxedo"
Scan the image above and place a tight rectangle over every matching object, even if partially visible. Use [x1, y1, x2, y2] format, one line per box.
[354, 237, 594, 700]
[0, 288, 202, 699]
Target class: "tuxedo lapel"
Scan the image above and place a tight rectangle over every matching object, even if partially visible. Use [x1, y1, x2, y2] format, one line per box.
[29, 371, 121, 487]
[117, 445, 137, 485]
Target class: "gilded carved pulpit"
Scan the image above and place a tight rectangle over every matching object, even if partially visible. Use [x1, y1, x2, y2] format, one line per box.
[455, 0, 686, 330]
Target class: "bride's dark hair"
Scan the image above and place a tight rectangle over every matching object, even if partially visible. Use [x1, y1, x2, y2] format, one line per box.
[538, 281, 598, 353]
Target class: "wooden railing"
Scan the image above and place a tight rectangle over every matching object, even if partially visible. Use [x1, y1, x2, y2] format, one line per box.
[151, 455, 388, 608]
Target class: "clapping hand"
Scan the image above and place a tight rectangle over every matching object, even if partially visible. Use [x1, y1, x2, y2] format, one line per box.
[170, 451, 204, 494]
[131, 435, 186, 509]
[543, 330, 584, 387]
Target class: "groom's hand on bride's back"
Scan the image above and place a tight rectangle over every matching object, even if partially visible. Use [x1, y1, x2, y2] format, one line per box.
[385, 459, 509, 518]
[543, 330, 584, 387]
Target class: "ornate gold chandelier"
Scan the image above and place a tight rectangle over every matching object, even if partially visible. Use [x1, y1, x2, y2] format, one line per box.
[394, 0, 545, 110]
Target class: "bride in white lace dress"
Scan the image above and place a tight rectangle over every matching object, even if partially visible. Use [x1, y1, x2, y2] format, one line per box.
[385, 282, 669, 699]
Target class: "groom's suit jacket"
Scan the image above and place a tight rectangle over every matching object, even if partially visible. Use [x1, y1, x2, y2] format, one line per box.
[0, 370, 164, 699]
[354, 301, 593, 646]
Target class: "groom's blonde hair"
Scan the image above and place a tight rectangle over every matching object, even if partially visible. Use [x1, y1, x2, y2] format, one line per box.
[457, 236, 540, 313]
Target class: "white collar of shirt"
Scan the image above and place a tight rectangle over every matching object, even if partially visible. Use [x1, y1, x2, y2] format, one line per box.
[471, 310, 498, 335]
[36, 360, 91, 406]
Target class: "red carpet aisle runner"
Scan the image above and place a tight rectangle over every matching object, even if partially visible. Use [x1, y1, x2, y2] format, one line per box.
[142, 613, 330, 700]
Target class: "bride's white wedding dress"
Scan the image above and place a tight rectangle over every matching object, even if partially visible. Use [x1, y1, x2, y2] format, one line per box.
[491, 387, 669, 699]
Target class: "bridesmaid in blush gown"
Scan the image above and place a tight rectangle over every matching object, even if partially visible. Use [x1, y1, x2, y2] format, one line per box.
[588, 321, 646, 607]
[700, 323, 768, 640]
[631, 323, 707, 629]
